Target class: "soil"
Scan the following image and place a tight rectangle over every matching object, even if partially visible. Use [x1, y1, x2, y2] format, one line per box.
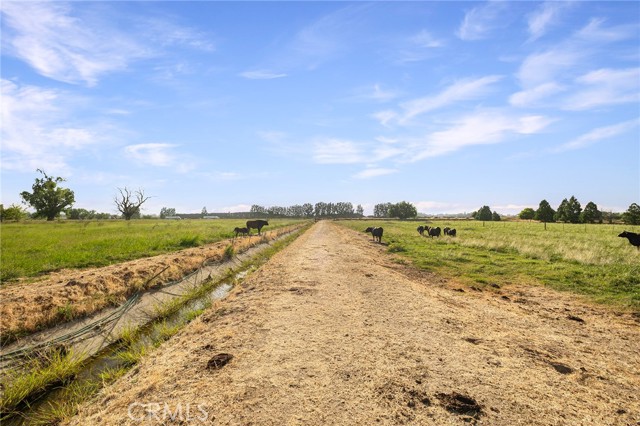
[68, 221, 639, 425]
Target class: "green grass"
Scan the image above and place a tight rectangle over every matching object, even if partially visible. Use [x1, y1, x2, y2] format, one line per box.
[337, 220, 640, 310]
[0, 218, 305, 282]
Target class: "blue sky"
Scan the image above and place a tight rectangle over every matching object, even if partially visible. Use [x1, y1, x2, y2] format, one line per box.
[1, 1, 639, 216]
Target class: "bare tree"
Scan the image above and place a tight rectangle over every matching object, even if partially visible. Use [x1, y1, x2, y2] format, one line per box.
[114, 187, 150, 220]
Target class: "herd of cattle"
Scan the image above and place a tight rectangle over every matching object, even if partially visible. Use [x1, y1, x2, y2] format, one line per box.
[363, 224, 459, 243]
[232, 219, 640, 251]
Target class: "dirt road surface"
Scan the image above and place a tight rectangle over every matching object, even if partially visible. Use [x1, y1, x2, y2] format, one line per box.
[69, 221, 639, 425]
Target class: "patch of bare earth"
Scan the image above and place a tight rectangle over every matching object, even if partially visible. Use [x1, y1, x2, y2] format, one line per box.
[68, 221, 639, 425]
[0, 226, 298, 340]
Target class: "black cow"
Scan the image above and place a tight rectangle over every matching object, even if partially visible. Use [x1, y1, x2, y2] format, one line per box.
[417, 225, 425, 235]
[234, 227, 249, 238]
[365, 226, 384, 243]
[618, 231, 640, 250]
[246, 219, 269, 235]
[443, 227, 451, 235]
[447, 228, 457, 237]
[428, 227, 441, 238]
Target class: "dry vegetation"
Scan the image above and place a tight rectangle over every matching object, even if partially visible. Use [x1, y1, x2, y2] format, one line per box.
[0, 224, 302, 342]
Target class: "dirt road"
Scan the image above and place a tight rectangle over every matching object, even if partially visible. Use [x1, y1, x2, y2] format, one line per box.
[69, 221, 639, 425]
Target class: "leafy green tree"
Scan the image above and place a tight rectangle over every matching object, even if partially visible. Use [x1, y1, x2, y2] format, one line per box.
[580, 201, 602, 224]
[475, 205, 493, 221]
[492, 211, 501, 221]
[356, 204, 364, 217]
[0, 204, 28, 221]
[389, 201, 417, 219]
[160, 207, 176, 219]
[20, 169, 75, 221]
[535, 199, 556, 226]
[373, 202, 392, 218]
[202, 206, 208, 215]
[622, 203, 640, 225]
[555, 198, 569, 223]
[519, 208, 535, 221]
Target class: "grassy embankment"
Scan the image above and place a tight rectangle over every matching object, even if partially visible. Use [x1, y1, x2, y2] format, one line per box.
[337, 220, 639, 310]
[0, 224, 311, 426]
[0, 218, 305, 283]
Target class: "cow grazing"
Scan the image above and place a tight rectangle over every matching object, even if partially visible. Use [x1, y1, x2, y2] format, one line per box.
[447, 228, 457, 237]
[428, 227, 441, 238]
[246, 219, 269, 235]
[365, 227, 384, 243]
[443, 227, 451, 235]
[417, 225, 425, 235]
[234, 227, 249, 238]
[618, 231, 640, 250]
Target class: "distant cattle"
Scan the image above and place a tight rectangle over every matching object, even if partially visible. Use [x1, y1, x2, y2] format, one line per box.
[246, 219, 269, 235]
[443, 227, 450, 235]
[618, 231, 640, 250]
[444, 227, 457, 237]
[233, 227, 249, 238]
[428, 227, 441, 238]
[365, 226, 384, 243]
[417, 226, 425, 235]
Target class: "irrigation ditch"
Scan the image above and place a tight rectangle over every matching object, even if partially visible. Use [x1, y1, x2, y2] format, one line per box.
[0, 223, 310, 425]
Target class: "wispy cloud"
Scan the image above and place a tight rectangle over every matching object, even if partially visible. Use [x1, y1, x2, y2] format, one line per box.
[240, 70, 287, 80]
[124, 143, 195, 172]
[353, 167, 397, 179]
[1, 2, 150, 85]
[0, 2, 214, 86]
[312, 138, 366, 164]
[457, 1, 509, 41]
[0, 79, 98, 174]
[527, 1, 572, 41]
[553, 118, 640, 152]
[377, 76, 503, 126]
[395, 29, 445, 63]
[509, 82, 566, 107]
[410, 110, 552, 161]
[563, 67, 640, 110]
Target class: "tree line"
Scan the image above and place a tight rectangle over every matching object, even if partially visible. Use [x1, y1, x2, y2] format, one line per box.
[3, 171, 639, 225]
[249, 202, 364, 218]
[517, 197, 640, 225]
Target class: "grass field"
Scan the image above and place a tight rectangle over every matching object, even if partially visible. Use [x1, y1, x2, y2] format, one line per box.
[337, 219, 640, 310]
[0, 218, 306, 282]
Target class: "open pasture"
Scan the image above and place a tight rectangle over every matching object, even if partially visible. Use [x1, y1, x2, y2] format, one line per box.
[0, 218, 305, 282]
[337, 220, 640, 310]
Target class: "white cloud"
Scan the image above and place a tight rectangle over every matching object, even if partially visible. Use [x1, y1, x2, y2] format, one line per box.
[527, 1, 571, 41]
[0, 2, 214, 86]
[457, 1, 509, 41]
[124, 143, 176, 166]
[0, 2, 151, 85]
[353, 167, 397, 179]
[563, 68, 640, 110]
[509, 82, 565, 107]
[372, 110, 398, 127]
[410, 30, 444, 48]
[396, 75, 503, 124]
[554, 118, 640, 152]
[240, 70, 287, 80]
[411, 110, 552, 161]
[0, 79, 98, 174]
[312, 138, 365, 164]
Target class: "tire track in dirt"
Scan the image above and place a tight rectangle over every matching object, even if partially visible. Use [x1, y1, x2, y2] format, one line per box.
[69, 221, 640, 425]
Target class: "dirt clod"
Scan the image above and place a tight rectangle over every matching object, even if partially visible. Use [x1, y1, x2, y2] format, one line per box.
[549, 362, 573, 375]
[207, 353, 233, 370]
[437, 392, 483, 418]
